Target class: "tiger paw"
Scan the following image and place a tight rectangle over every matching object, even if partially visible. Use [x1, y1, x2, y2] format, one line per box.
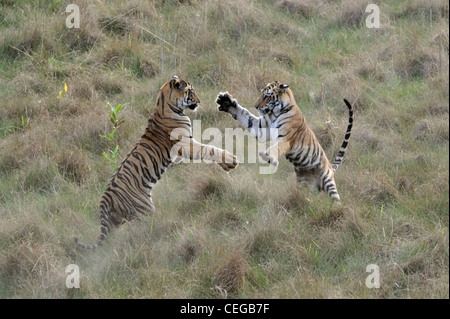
[218, 152, 239, 172]
[216, 92, 238, 114]
[259, 151, 279, 166]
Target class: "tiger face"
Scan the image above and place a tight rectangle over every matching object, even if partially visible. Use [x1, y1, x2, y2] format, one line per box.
[169, 76, 201, 111]
[254, 81, 291, 116]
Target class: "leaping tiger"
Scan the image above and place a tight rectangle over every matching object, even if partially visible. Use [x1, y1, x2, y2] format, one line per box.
[74, 76, 238, 249]
[216, 81, 353, 201]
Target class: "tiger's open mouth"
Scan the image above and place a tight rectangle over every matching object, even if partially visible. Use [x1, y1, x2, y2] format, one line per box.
[187, 103, 198, 110]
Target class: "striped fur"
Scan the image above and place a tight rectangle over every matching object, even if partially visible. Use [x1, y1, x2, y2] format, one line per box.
[331, 99, 353, 172]
[75, 77, 238, 249]
[216, 81, 353, 201]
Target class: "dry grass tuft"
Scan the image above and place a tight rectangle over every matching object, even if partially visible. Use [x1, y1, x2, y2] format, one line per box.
[310, 208, 344, 228]
[69, 77, 95, 100]
[3, 29, 43, 59]
[0, 145, 23, 174]
[176, 0, 194, 5]
[19, 159, 60, 193]
[413, 97, 449, 117]
[278, 188, 310, 213]
[150, 220, 181, 240]
[0, 128, 55, 174]
[126, 0, 158, 19]
[353, 126, 381, 152]
[0, 0, 447, 299]
[175, 230, 204, 263]
[100, 39, 135, 67]
[99, 16, 134, 36]
[337, 209, 367, 238]
[312, 120, 335, 149]
[11, 223, 47, 244]
[357, 59, 387, 82]
[396, 47, 441, 79]
[360, 172, 398, 205]
[65, 28, 102, 52]
[247, 228, 286, 262]
[136, 59, 159, 78]
[400, 232, 449, 280]
[412, 118, 449, 143]
[0, 95, 41, 124]
[93, 75, 123, 96]
[395, 0, 449, 21]
[209, 209, 243, 230]
[270, 49, 295, 68]
[0, 217, 63, 292]
[396, 176, 415, 194]
[212, 251, 247, 296]
[337, 0, 367, 28]
[270, 21, 310, 40]
[323, 72, 365, 110]
[432, 27, 449, 54]
[277, 0, 316, 18]
[12, 73, 48, 96]
[55, 149, 91, 184]
[64, 110, 110, 155]
[209, 0, 263, 42]
[0, 0, 15, 6]
[195, 176, 227, 200]
[401, 255, 427, 274]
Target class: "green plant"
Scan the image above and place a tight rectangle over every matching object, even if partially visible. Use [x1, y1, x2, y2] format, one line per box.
[100, 101, 126, 171]
[20, 114, 30, 130]
[0, 0, 447, 299]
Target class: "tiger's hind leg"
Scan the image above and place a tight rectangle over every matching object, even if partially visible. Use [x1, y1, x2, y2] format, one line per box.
[319, 169, 341, 202]
[296, 167, 341, 202]
[295, 168, 319, 203]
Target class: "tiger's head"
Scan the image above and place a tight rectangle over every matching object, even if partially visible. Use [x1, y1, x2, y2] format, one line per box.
[254, 81, 293, 116]
[161, 76, 201, 113]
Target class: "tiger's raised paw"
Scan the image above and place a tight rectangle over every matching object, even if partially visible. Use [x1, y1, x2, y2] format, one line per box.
[218, 152, 239, 172]
[216, 92, 238, 114]
[259, 151, 279, 166]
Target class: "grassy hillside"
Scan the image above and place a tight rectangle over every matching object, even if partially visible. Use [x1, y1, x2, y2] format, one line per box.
[0, 0, 448, 298]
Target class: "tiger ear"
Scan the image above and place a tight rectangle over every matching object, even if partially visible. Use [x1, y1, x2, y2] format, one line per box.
[175, 80, 187, 90]
[279, 83, 289, 91]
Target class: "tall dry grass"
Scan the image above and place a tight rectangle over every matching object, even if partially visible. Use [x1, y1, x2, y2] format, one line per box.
[0, 0, 448, 298]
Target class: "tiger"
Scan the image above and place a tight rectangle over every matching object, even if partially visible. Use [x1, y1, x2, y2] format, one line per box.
[216, 80, 353, 201]
[74, 76, 238, 249]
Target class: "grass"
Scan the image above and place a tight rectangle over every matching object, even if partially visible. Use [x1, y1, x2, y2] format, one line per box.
[0, 0, 448, 298]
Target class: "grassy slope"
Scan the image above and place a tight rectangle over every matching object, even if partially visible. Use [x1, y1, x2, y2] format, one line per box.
[0, 0, 448, 298]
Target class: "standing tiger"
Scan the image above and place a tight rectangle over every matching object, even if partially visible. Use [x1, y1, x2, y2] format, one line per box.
[74, 76, 238, 249]
[216, 81, 353, 201]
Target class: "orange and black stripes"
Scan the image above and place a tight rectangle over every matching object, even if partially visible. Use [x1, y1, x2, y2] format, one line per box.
[216, 82, 353, 201]
[75, 77, 237, 249]
[331, 99, 353, 172]
[75, 78, 196, 249]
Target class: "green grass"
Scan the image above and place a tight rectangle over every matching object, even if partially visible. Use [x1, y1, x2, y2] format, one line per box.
[0, 0, 448, 298]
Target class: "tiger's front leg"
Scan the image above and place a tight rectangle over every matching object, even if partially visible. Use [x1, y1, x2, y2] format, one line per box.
[216, 92, 271, 142]
[177, 137, 239, 172]
[259, 139, 291, 166]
